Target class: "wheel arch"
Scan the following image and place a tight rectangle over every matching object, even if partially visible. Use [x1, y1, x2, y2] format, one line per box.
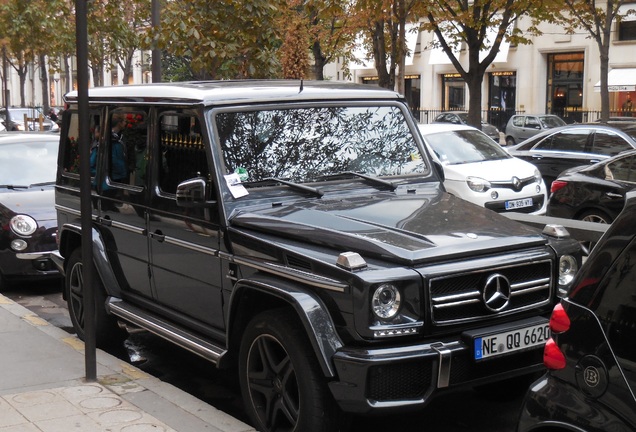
[226, 274, 344, 378]
[58, 223, 123, 298]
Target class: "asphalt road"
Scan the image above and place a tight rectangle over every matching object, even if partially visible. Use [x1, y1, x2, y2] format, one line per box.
[4, 280, 525, 432]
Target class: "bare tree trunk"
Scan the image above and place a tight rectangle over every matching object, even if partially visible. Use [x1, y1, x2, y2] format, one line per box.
[39, 54, 49, 112]
[312, 41, 326, 80]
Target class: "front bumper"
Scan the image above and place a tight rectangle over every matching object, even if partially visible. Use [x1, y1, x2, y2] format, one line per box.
[1, 250, 60, 280]
[329, 317, 546, 414]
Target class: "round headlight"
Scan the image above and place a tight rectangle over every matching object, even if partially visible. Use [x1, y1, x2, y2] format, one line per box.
[372, 284, 401, 319]
[467, 176, 491, 192]
[558, 255, 578, 288]
[10, 215, 38, 236]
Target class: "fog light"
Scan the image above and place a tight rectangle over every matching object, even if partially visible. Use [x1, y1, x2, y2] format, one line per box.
[11, 239, 27, 251]
[491, 190, 498, 199]
[536, 185, 541, 193]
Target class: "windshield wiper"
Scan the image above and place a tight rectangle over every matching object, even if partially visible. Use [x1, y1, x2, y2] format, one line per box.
[317, 171, 397, 191]
[0, 184, 28, 189]
[242, 177, 324, 198]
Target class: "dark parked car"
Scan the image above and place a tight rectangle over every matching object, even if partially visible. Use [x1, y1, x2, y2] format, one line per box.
[0, 133, 60, 288]
[504, 114, 566, 146]
[55, 81, 582, 432]
[507, 123, 636, 190]
[517, 190, 636, 432]
[433, 111, 501, 142]
[547, 151, 636, 254]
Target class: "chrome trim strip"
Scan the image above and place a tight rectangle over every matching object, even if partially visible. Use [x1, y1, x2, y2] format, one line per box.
[511, 278, 551, 290]
[512, 284, 550, 296]
[431, 343, 452, 388]
[432, 290, 480, 304]
[16, 251, 54, 260]
[107, 298, 226, 363]
[232, 256, 348, 293]
[110, 220, 145, 235]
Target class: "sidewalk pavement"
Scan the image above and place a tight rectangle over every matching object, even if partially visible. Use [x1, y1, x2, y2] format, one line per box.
[0, 293, 256, 432]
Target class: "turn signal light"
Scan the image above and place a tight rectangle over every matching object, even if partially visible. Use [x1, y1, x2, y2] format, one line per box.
[551, 180, 568, 194]
[543, 338, 566, 370]
[549, 303, 571, 334]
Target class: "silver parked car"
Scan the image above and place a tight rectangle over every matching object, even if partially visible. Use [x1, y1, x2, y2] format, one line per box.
[504, 114, 565, 146]
[432, 111, 501, 143]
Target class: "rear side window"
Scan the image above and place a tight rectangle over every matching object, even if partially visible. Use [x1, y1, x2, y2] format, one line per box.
[605, 154, 636, 182]
[592, 130, 634, 156]
[59, 110, 101, 186]
[525, 117, 540, 128]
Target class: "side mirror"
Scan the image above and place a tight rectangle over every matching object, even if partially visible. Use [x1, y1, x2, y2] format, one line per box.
[176, 176, 214, 207]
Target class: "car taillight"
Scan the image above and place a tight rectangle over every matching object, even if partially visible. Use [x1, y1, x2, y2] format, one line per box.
[551, 180, 568, 194]
[543, 338, 566, 370]
[549, 303, 570, 333]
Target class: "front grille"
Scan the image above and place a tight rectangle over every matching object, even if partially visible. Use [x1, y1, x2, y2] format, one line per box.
[430, 260, 552, 325]
[367, 361, 432, 401]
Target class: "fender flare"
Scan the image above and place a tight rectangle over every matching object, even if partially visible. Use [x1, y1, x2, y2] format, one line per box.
[58, 223, 123, 297]
[228, 274, 344, 378]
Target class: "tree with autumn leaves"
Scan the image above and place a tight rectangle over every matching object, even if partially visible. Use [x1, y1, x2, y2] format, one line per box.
[0, 0, 632, 127]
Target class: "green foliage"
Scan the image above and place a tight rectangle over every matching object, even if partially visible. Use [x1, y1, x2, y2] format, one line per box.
[156, 0, 285, 79]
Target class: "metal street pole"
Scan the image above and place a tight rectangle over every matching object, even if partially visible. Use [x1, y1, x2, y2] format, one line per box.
[76, 0, 96, 381]
[151, 0, 162, 83]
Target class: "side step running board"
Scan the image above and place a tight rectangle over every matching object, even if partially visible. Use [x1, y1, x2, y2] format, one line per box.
[106, 297, 226, 364]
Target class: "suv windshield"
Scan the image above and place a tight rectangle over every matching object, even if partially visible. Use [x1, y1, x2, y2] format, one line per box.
[215, 105, 427, 184]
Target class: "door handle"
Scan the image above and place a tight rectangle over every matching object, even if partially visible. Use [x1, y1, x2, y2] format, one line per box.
[151, 231, 165, 242]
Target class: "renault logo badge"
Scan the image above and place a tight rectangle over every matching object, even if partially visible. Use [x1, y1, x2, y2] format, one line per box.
[511, 176, 521, 191]
[483, 274, 511, 312]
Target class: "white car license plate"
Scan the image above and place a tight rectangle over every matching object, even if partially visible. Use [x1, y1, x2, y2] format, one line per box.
[474, 322, 550, 360]
[505, 198, 533, 210]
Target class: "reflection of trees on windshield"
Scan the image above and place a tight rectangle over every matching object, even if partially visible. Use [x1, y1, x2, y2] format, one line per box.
[216, 106, 426, 183]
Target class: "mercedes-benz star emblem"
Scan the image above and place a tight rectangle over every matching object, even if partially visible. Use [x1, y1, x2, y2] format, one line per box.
[482, 273, 511, 312]
[511, 176, 521, 191]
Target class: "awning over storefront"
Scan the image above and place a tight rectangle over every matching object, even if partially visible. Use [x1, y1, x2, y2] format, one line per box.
[594, 68, 636, 92]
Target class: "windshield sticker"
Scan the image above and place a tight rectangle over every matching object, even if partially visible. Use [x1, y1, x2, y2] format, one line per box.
[224, 173, 248, 198]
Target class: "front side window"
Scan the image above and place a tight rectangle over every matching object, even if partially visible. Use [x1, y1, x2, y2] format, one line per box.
[158, 111, 208, 195]
[536, 130, 590, 152]
[525, 117, 540, 129]
[215, 105, 426, 184]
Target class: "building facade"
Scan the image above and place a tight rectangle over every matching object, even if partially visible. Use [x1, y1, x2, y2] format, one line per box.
[338, 5, 636, 129]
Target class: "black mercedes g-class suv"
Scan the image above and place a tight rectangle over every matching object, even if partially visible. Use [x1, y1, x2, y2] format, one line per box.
[54, 80, 581, 432]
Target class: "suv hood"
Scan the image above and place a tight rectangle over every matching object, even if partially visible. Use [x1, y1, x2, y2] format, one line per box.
[230, 190, 547, 266]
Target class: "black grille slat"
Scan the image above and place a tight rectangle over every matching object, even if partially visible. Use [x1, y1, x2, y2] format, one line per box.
[430, 260, 552, 325]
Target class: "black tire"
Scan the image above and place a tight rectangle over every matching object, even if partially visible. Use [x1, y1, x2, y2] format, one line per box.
[239, 309, 346, 432]
[578, 209, 613, 255]
[505, 136, 515, 146]
[65, 248, 125, 347]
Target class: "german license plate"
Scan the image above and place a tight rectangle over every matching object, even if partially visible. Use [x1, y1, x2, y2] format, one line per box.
[505, 198, 533, 210]
[474, 322, 550, 360]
